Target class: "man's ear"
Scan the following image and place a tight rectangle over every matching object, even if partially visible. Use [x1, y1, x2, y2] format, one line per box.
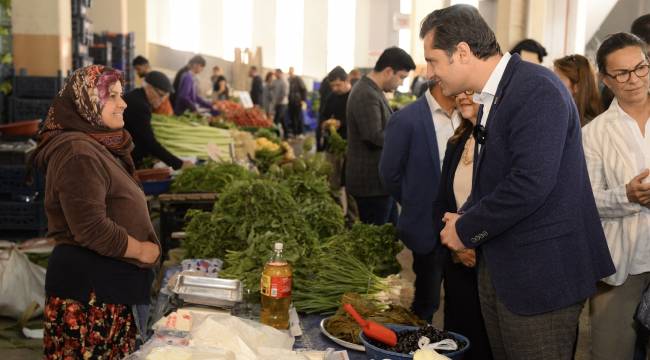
[456, 42, 472, 64]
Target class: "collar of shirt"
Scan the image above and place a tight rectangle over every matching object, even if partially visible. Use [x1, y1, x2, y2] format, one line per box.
[472, 52, 511, 105]
[425, 89, 456, 118]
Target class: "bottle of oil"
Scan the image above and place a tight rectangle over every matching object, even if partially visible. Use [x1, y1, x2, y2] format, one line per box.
[260, 242, 292, 329]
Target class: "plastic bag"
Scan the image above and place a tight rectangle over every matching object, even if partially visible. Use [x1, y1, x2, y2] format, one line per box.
[0, 245, 46, 319]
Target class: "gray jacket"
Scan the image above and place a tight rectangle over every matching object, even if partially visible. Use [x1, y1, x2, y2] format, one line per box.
[345, 75, 393, 197]
[272, 77, 289, 106]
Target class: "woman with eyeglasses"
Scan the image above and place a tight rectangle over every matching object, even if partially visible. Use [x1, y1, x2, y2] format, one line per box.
[554, 54, 603, 127]
[433, 89, 492, 360]
[582, 32, 650, 359]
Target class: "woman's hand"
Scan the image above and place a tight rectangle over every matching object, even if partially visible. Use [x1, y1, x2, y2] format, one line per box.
[455, 248, 476, 268]
[125, 235, 160, 264]
[138, 242, 160, 264]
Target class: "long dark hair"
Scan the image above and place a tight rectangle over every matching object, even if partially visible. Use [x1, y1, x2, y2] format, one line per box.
[554, 54, 603, 126]
[449, 117, 473, 144]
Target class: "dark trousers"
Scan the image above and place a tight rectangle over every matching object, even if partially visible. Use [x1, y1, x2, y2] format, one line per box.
[478, 257, 583, 360]
[353, 195, 394, 225]
[288, 102, 303, 136]
[444, 255, 493, 360]
[274, 104, 288, 137]
[411, 247, 446, 323]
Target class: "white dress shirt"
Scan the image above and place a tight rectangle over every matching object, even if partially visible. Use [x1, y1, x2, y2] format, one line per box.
[618, 102, 650, 276]
[425, 90, 461, 169]
[473, 52, 512, 152]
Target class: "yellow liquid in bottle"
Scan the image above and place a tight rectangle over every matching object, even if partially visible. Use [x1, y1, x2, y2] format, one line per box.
[260, 261, 292, 329]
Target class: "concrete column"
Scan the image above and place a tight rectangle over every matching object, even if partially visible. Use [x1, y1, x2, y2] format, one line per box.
[87, 0, 128, 33]
[253, 0, 276, 70]
[303, 0, 328, 77]
[11, 0, 71, 76]
[127, 0, 148, 58]
[410, 0, 445, 65]
[495, 0, 528, 52]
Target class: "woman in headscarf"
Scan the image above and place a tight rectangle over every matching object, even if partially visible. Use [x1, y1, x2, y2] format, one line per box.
[31, 65, 161, 359]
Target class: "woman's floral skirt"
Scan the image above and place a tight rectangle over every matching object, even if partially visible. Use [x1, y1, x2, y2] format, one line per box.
[43, 292, 136, 360]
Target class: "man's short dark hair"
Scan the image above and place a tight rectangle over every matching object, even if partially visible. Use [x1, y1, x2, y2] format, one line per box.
[132, 55, 149, 67]
[419, 4, 501, 60]
[510, 39, 547, 63]
[596, 32, 648, 74]
[189, 55, 206, 67]
[250, 66, 257, 71]
[327, 66, 348, 82]
[374, 47, 416, 72]
[632, 14, 650, 44]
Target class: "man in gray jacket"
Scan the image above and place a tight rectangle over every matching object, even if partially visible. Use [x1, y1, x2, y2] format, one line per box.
[346, 47, 415, 225]
[272, 68, 289, 138]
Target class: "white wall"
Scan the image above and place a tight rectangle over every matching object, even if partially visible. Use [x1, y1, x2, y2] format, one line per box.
[586, 0, 650, 57]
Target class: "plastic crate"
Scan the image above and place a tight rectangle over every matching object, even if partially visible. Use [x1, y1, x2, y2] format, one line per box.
[0, 141, 35, 165]
[89, 45, 112, 66]
[13, 74, 62, 99]
[9, 97, 51, 122]
[71, 0, 88, 16]
[0, 165, 44, 196]
[0, 198, 47, 231]
[73, 56, 94, 70]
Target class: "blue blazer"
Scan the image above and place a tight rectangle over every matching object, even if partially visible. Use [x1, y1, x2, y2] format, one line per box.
[380, 96, 441, 255]
[456, 54, 615, 315]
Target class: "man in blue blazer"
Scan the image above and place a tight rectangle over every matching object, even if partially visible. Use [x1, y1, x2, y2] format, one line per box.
[421, 5, 615, 359]
[380, 82, 459, 322]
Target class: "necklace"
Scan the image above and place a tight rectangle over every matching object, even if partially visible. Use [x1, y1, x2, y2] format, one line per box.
[462, 137, 475, 165]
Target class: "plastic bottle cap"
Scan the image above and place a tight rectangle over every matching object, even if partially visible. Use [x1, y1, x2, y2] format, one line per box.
[274, 242, 283, 251]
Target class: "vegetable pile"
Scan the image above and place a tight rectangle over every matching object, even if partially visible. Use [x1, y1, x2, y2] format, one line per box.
[180, 153, 406, 313]
[170, 162, 253, 193]
[214, 100, 274, 128]
[324, 293, 425, 345]
[151, 114, 233, 159]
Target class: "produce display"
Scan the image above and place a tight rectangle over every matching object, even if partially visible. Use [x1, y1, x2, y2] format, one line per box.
[170, 162, 253, 193]
[324, 293, 426, 346]
[389, 93, 417, 110]
[151, 114, 233, 159]
[365, 325, 467, 355]
[323, 223, 402, 277]
[214, 100, 274, 128]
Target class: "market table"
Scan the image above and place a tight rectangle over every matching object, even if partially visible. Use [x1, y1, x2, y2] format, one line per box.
[152, 265, 368, 359]
[297, 313, 366, 360]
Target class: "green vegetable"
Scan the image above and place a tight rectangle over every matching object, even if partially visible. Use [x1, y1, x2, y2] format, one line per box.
[323, 223, 403, 277]
[151, 114, 233, 159]
[182, 178, 317, 261]
[292, 247, 391, 314]
[327, 127, 347, 157]
[171, 162, 253, 193]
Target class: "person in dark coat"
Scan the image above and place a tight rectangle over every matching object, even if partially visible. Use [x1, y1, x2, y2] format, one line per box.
[123, 71, 191, 170]
[288, 66, 307, 137]
[423, 5, 615, 358]
[249, 66, 263, 106]
[346, 47, 415, 225]
[432, 90, 492, 360]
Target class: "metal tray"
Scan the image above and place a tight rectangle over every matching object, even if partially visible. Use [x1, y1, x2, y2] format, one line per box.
[320, 317, 365, 352]
[172, 274, 243, 308]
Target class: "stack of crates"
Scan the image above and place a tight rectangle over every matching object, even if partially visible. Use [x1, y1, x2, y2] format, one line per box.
[8, 70, 61, 122]
[93, 32, 135, 91]
[0, 139, 46, 234]
[72, 0, 93, 69]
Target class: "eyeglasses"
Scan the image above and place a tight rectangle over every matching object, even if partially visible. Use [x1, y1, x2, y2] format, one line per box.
[473, 124, 487, 145]
[605, 63, 650, 83]
[455, 90, 475, 99]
